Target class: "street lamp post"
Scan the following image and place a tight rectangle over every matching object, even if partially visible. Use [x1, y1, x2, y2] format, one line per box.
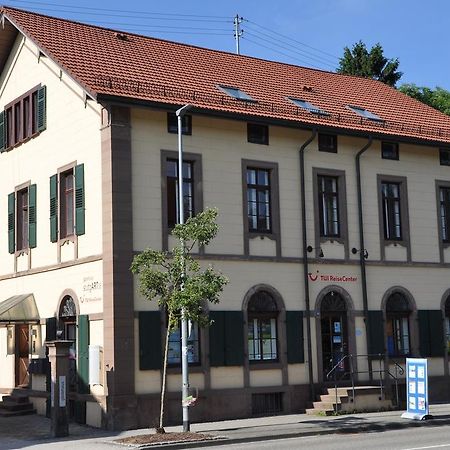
[176, 103, 193, 432]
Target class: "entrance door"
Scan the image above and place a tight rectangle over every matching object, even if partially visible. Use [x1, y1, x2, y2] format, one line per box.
[320, 291, 349, 380]
[15, 324, 30, 387]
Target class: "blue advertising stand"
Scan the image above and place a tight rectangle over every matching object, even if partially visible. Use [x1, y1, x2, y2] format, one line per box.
[401, 358, 430, 420]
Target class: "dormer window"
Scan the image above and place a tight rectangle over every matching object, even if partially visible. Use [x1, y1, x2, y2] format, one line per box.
[288, 97, 329, 116]
[218, 85, 254, 101]
[348, 105, 383, 122]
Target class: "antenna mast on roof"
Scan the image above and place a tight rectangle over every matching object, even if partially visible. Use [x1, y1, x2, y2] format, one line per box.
[234, 14, 244, 55]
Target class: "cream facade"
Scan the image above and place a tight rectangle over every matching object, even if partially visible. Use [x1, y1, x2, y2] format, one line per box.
[1, 12, 450, 431]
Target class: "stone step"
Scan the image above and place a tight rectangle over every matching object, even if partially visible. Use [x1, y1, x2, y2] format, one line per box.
[0, 407, 36, 417]
[306, 408, 334, 416]
[313, 401, 342, 411]
[1, 395, 30, 404]
[0, 400, 35, 412]
[326, 386, 382, 397]
[320, 394, 349, 403]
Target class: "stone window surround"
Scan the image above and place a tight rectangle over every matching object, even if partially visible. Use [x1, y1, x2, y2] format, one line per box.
[314, 284, 357, 383]
[160, 150, 203, 252]
[57, 161, 78, 263]
[381, 286, 418, 359]
[13, 180, 31, 272]
[241, 284, 288, 388]
[436, 180, 450, 263]
[312, 167, 349, 260]
[377, 174, 411, 262]
[241, 159, 281, 258]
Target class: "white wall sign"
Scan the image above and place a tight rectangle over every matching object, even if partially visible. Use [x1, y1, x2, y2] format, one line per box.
[59, 376, 66, 407]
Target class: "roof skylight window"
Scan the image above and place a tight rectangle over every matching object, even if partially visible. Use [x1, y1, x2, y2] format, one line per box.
[218, 85, 254, 101]
[288, 97, 329, 116]
[348, 105, 383, 122]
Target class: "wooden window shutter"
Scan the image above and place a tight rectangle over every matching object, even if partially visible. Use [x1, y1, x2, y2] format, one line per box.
[367, 311, 385, 355]
[0, 110, 5, 152]
[286, 311, 304, 363]
[49, 174, 58, 242]
[209, 311, 225, 366]
[419, 310, 445, 357]
[28, 184, 37, 248]
[37, 85, 47, 132]
[45, 317, 57, 342]
[8, 192, 15, 254]
[224, 311, 244, 366]
[77, 314, 89, 394]
[139, 311, 162, 370]
[75, 164, 85, 236]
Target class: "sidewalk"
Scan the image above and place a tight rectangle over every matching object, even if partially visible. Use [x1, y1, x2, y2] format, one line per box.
[1, 404, 450, 449]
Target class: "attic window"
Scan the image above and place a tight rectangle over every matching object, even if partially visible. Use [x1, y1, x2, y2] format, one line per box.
[348, 105, 383, 122]
[288, 98, 329, 116]
[114, 32, 128, 41]
[218, 85, 254, 101]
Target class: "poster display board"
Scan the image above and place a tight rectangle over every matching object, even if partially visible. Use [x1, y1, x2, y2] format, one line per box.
[401, 358, 429, 420]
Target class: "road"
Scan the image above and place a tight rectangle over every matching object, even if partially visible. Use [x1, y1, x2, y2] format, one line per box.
[188, 424, 450, 450]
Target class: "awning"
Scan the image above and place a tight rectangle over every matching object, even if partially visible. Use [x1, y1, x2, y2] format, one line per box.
[0, 294, 39, 322]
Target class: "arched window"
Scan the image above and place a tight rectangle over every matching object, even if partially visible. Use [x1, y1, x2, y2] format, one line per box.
[445, 296, 450, 354]
[386, 292, 411, 356]
[247, 290, 278, 361]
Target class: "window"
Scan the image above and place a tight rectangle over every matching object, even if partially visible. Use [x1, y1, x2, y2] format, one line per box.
[8, 184, 36, 254]
[440, 148, 450, 166]
[288, 97, 329, 116]
[439, 186, 450, 243]
[1, 85, 46, 151]
[50, 164, 85, 243]
[246, 168, 271, 233]
[218, 85, 254, 101]
[16, 188, 29, 251]
[382, 142, 399, 160]
[168, 321, 200, 365]
[247, 123, 268, 145]
[318, 133, 337, 153]
[167, 112, 192, 135]
[166, 159, 194, 228]
[60, 170, 75, 238]
[247, 291, 278, 362]
[318, 175, 340, 238]
[386, 292, 411, 357]
[445, 297, 450, 354]
[348, 105, 383, 122]
[381, 182, 402, 240]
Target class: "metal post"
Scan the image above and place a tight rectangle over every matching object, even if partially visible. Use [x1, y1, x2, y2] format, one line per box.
[176, 104, 193, 432]
[233, 14, 243, 55]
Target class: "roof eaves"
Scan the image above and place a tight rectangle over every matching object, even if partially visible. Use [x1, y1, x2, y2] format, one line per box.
[1, 10, 98, 102]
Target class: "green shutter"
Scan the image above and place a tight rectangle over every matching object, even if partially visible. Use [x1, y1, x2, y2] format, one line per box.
[37, 85, 47, 132]
[367, 311, 385, 355]
[209, 311, 225, 366]
[8, 192, 15, 254]
[139, 311, 162, 370]
[419, 310, 445, 357]
[0, 110, 5, 152]
[75, 164, 85, 236]
[224, 311, 244, 366]
[28, 184, 37, 248]
[45, 317, 57, 342]
[49, 174, 58, 242]
[77, 314, 89, 394]
[286, 311, 304, 364]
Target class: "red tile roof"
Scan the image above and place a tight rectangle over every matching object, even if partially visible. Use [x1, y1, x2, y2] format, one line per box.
[3, 6, 450, 144]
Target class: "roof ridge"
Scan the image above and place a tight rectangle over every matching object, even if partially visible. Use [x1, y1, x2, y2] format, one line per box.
[1, 5, 391, 86]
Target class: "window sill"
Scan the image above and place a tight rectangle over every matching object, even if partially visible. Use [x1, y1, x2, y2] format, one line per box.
[5, 132, 41, 152]
[248, 232, 276, 240]
[167, 365, 204, 374]
[14, 248, 30, 257]
[249, 361, 281, 370]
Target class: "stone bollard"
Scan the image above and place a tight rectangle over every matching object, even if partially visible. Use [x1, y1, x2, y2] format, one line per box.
[45, 340, 72, 437]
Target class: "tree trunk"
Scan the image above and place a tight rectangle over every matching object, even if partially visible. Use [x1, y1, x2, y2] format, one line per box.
[158, 311, 172, 432]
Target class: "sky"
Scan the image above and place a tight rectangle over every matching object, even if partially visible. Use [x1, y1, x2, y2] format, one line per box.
[4, 0, 449, 90]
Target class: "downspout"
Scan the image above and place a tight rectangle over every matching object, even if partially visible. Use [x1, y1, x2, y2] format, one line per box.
[355, 137, 373, 379]
[299, 128, 317, 401]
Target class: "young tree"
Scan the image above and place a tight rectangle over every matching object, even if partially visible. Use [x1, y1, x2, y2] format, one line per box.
[130, 207, 228, 432]
[399, 84, 450, 116]
[337, 41, 402, 87]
